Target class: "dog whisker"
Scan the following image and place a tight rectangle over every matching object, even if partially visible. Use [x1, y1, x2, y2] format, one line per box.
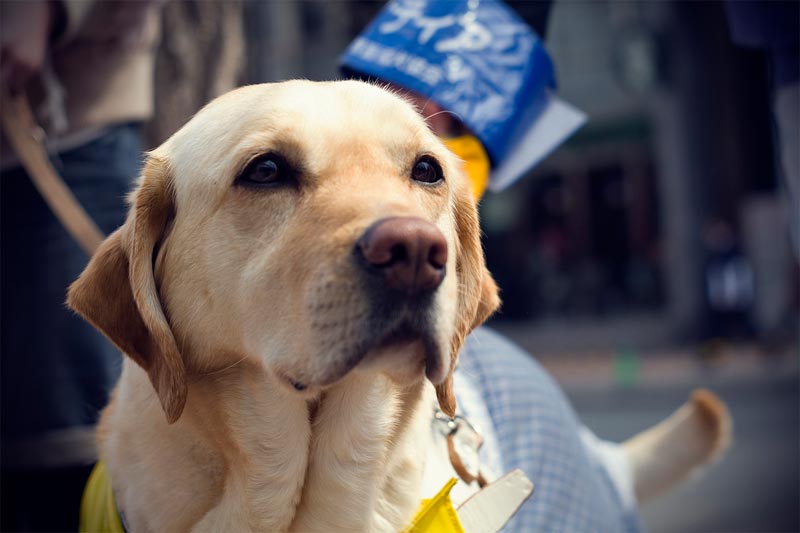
[424, 108, 465, 126]
[196, 354, 249, 377]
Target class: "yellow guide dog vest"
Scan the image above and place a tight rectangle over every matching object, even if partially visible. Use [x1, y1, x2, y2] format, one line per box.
[80, 462, 464, 533]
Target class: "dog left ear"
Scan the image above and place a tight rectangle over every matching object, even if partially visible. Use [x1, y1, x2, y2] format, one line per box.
[435, 181, 500, 417]
[67, 156, 187, 423]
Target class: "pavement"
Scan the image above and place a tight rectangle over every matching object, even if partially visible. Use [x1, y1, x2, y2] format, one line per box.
[508, 337, 800, 532]
[536, 342, 798, 392]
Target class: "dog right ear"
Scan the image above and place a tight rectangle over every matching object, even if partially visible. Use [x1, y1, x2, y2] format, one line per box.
[434, 171, 501, 417]
[67, 156, 187, 424]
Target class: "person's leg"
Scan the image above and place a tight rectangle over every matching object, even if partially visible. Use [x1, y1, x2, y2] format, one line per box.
[1, 124, 142, 532]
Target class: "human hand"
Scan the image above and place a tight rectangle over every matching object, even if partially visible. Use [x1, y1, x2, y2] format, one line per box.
[1, 0, 53, 93]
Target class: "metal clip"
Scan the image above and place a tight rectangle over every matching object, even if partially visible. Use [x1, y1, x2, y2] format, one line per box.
[434, 408, 487, 487]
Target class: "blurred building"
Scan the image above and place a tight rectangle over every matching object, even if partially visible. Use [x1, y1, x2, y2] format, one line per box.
[243, 0, 798, 353]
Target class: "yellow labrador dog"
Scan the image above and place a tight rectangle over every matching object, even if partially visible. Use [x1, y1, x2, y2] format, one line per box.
[68, 80, 499, 531]
[69, 80, 731, 532]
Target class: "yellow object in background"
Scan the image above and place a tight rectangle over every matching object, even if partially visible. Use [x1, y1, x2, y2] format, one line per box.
[403, 478, 465, 533]
[80, 461, 124, 533]
[443, 135, 490, 201]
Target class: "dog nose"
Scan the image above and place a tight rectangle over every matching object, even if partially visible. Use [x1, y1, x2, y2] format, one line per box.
[356, 217, 448, 294]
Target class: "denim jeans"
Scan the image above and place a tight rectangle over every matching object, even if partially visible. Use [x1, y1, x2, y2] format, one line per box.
[1, 124, 142, 463]
[1, 124, 143, 532]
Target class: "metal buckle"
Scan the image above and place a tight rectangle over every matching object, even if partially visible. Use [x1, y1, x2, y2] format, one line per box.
[434, 408, 486, 487]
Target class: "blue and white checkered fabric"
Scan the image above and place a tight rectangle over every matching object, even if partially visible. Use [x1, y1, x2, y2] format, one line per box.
[455, 327, 642, 533]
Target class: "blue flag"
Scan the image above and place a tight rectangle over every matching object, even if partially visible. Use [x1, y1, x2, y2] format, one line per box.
[341, 0, 585, 190]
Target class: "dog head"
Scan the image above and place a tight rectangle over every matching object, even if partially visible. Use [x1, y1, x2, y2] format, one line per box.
[67, 80, 499, 423]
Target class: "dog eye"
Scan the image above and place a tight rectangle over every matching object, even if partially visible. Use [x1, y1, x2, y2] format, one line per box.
[411, 156, 444, 185]
[237, 154, 293, 187]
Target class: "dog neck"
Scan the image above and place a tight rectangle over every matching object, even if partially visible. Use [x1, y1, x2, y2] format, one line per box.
[100, 356, 431, 532]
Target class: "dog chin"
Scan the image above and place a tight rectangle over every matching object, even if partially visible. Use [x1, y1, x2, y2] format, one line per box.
[284, 328, 445, 393]
[354, 325, 447, 385]
[278, 304, 449, 393]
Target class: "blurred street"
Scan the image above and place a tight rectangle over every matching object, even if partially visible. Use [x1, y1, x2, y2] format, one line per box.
[531, 341, 799, 532]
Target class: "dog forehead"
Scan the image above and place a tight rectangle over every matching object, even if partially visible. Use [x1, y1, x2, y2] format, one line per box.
[283, 81, 435, 159]
[192, 80, 426, 144]
[283, 80, 423, 123]
[159, 80, 434, 198]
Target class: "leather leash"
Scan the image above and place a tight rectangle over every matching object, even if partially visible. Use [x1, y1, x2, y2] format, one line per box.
[1, 89, 105, 256]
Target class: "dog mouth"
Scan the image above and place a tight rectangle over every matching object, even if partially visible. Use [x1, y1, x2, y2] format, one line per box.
[364, 320, 444, 381]
[325, 319, 443, 384]
[284, 313, 444, 393]
[283, 278, 447, 393]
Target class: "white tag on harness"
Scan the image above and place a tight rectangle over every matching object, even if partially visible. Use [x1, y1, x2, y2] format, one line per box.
[457, 469, 534, 533]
